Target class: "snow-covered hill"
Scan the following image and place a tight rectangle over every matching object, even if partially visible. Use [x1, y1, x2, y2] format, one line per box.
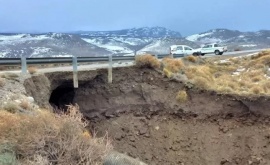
[1, 27, 270, 58]
[186, 29, 270, 50]
[0, 33, 110, 58]
[72, 27, 182, 38]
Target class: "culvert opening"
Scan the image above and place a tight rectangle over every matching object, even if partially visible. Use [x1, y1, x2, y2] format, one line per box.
[49, 85, 75, 111]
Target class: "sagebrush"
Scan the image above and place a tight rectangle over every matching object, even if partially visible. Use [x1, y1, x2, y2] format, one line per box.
[135, 54, 160, 69]
[0, 105, 112, 165]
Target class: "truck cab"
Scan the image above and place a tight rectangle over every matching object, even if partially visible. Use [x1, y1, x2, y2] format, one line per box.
[199, 43, 227, 55]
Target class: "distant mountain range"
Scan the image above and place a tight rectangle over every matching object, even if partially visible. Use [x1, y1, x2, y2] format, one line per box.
[0, 27, 269, 58]
[186, 29, 270, 50]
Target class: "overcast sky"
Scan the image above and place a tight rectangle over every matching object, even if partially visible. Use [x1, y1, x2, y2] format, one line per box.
[0, 0, 270, 36]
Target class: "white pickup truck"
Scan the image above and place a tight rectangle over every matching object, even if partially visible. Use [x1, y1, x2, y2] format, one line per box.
[170, 45, 200, 56]
[198, 43, 227, 55]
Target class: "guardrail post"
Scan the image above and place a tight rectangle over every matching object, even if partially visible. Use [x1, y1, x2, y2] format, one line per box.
[72, 56, 78, 88]
[21, 56, 27, 74]
[108, 54, 113, 83]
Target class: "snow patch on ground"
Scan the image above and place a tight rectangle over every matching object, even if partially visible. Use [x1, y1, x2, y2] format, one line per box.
[219, 59, 230, 64]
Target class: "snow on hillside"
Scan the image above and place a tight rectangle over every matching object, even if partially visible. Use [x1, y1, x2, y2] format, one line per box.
[186, 32, 213, 42]
[82, 38, 133, 54]
[0, 34, 50, 44]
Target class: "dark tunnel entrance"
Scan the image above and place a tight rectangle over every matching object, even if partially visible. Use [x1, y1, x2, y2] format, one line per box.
[49, 85, 75, 111]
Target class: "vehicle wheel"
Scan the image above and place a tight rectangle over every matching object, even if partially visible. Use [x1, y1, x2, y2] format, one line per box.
[219, 52, 223, 55]
[215, 50, 220, 55]
[200, 53, 205, 56]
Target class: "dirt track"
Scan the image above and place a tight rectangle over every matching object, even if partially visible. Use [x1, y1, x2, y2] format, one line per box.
[24, 67, 270, 165]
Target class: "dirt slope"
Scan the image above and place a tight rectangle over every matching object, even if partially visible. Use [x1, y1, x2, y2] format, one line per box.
[24, 67, 270, 165]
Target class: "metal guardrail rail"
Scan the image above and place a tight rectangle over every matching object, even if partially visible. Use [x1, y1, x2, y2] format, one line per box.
[0, 54, 184, 66]
[0, 54, 184, 88]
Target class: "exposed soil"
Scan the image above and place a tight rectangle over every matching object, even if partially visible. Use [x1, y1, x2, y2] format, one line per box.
[24, 66, 270, 165]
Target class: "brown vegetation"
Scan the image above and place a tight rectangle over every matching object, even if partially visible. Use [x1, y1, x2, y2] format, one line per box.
[28, 66, 38, 74]
[0, 105, 112, 164]
[0, 78, 5, 87]
[162, 57, 185, 73]
[19, 100, 31, 110]
[185, 55, 197, 63]
[3, 102, 20, 113]
[135, 54, 160, 69]
[0, 66, 6, 71]
[1, 72, 19, 80]
[157, 49, 270, 96]
[176, 90, 188, 102]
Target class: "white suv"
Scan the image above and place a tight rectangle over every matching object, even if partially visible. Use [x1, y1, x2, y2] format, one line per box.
[170, 45, 200, 56]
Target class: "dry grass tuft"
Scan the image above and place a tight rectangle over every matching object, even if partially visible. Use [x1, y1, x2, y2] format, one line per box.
[28, 67, 38, 74]
[162, 57, 185, 73]
[251, 86, 263, 95]
[0, 105, 112, 164]
[0, 78, 5, 87]
[19, 100, 31, 110]
[251, 50, 270, 60]
[135, 54, 160, 69]
[192, 77, 210, 89]
[185, 55, 197, 63]
[3, 102, 20, 113]
[176, 90, 188, 102]
[0, 66, 6, 71]
[1, 72, 19, 80]
[163, 68, 173, 78]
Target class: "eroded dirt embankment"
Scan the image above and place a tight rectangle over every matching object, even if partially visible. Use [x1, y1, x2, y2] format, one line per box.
[24, 67, 270, 165]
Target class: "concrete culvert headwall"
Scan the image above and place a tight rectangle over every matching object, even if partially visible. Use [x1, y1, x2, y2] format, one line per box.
[23, 67, 270, 165]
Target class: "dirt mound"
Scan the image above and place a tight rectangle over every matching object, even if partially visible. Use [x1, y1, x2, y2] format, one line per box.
[24, 67, 270, 165]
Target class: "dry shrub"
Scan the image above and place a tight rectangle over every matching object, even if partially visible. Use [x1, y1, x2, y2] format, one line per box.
[162, 58, 185, 73]
[135, 54, 160, 69]
[1, 72, 19, 80]
[0, 78, 5, 87]
[217, 86, 234, 93]
[239, 80, 247, 87]
[0, 105, 112, 164]
[0, 66, 6, 71]
[20, 100, 31, 110]
[28, 67, 38, 74]
[163, 68, 173, 78]
[251, 50, 270, 59]
[186, 65, 214, 82]
[252, 76, 263, 82]
[227, 82, 237, 90]
[185, 55, 197, 63]
[251, 86, 263, 95]
[185, 67, 197, 79]
[3, 102, 20, 113]
[262, 81, 270, 93]
[229, 58, 241, 64]
[176, 90, 188, 102]
[243, 70, 263, 78]
[192, 77, 210, 89]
